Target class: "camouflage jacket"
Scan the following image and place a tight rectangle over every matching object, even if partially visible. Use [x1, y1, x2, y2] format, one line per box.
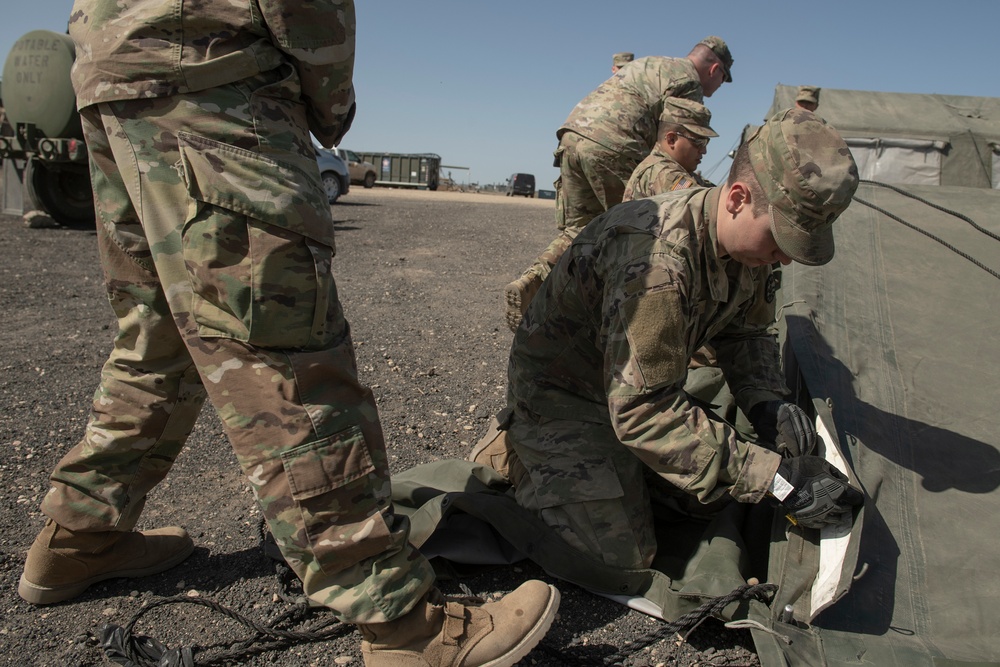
[622, 149, 714, 202]
[558, 57, 703, 164]
[508, 188, 786, 503]
[68, 0, 355, 147]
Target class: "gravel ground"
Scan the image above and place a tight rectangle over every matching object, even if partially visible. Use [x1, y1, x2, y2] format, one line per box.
[0, 187, 761, 667]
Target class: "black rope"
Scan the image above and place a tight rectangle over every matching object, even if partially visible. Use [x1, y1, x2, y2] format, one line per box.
[536, 582, 778, 667]
[859, 179, 1000, 244]
[100, 519, 354, 666]
[101, 595, 351, 666]
[853, 179, 1000, 281]
[852, 195, 1000, 281]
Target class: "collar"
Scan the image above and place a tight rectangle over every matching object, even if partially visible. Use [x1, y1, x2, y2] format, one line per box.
[702, 187, 736, 303]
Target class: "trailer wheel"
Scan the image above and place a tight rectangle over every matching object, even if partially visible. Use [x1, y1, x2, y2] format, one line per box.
[25, 159, 94, 227]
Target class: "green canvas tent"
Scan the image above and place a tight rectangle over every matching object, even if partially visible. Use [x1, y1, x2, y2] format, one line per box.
[768, 83, 1000, 189]
[756, 180, 1000, 665]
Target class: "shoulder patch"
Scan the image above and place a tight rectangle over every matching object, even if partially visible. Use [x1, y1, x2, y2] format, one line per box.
[671, 176, 694, 191]
[622, 285, 686, 388]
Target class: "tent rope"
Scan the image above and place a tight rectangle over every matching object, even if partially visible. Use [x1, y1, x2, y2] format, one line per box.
[535, 582, 779, 666]
[860, 179, 1000, 243]
[853, 181, 1000, 281]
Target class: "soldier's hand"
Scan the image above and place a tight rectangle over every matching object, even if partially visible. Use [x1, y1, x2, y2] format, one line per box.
[771, 456, 863, 529]
[749, 400, 816, 457]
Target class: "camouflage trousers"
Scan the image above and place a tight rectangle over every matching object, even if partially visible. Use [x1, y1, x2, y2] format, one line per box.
[40, 67, 433, 623]
[504, 405, 658, 570]
[498, 367, 744, 570]
[522, 132, 636, 284]
[554, 132, 635, 232]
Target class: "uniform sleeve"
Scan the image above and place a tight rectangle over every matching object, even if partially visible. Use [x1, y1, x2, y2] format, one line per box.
[604, 251, 780, 504]
[712, 265, 789, 415]
[258, 0, 357, 147]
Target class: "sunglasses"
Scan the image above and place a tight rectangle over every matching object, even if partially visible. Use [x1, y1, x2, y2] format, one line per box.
[677, 132, 709, 150]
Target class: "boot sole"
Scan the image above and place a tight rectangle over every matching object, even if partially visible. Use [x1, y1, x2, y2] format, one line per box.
[481, 584, 560, 667]
[503, 282, 525, 332]
[17, 540, 195, 605]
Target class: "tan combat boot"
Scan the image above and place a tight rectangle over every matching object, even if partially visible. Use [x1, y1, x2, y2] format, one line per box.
[18, 519, 194, 605]
[503, 271, 543, 332]
[468, 416, 526, 488]
[359, 580, 560, 667]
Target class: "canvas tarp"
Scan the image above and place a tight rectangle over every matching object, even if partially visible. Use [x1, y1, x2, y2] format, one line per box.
[753, 181, 1000, 666]
[767, 84, 1000, 189]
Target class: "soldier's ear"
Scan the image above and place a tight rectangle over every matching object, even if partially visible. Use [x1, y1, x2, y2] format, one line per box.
[725, 182, 750, 215]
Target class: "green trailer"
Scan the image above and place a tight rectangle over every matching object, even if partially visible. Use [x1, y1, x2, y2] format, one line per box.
[358, 151, 441, 190]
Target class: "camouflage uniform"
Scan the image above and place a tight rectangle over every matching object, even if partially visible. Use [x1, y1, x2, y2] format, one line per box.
[525, 57, 706, 298]
[622, 148, 713, 201]
[622, 97, 717, 202]
[42, 0, 434, 623]
[505, 189, 786, 568]
[796, 85, 821, 109]
[555, 56, 704, 233]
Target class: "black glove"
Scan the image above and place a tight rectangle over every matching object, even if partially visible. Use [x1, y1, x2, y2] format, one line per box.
[749, 400, 816, 457]
[771, 456, 863, 528]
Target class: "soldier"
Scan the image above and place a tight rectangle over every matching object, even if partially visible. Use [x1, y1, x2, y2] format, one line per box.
[611, 51, 634, 73]
[16, 1, 559, 665]
[505, 36, 735, 331]
[796, 85, 821, 112]
[474, 108, 864, 570]
[622, 97, 718, 202]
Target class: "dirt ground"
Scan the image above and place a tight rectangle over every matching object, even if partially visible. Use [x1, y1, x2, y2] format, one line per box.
[0, 187, 761, 666]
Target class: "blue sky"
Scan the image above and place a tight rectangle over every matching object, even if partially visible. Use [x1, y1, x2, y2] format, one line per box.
[4, 1, 998, 187]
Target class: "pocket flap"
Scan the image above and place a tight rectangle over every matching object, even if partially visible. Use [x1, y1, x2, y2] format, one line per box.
[280, 426, 375, 500]
[178, 132, 335, 248]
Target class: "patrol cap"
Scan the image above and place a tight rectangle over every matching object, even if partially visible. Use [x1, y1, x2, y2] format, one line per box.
[796, 85, 820, 106]
[613, 52, 634, 68]
[660, 97, 718, 138]
[747, 107, 859, 266]
[698, 36, 733, 82]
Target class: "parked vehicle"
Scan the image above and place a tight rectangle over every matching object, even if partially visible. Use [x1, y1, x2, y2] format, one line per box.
[336, 148, 377, 188]
[1, 30, 94, 226]
[315, 147, 350, 204]
[506, 172, 535, 197]
[357, 152, 441, 190]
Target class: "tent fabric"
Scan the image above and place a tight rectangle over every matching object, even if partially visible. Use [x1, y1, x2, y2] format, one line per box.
[992, 144, 1000, 188]
[753, 182, 1000, 666]
[768, 84, 1000, 188]
[391, 458, 776, 626]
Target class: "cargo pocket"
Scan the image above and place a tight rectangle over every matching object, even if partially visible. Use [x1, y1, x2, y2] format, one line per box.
[280, 426, 394, 574]
[177, 132, 337, 349]
[525, 452, 626, 511]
